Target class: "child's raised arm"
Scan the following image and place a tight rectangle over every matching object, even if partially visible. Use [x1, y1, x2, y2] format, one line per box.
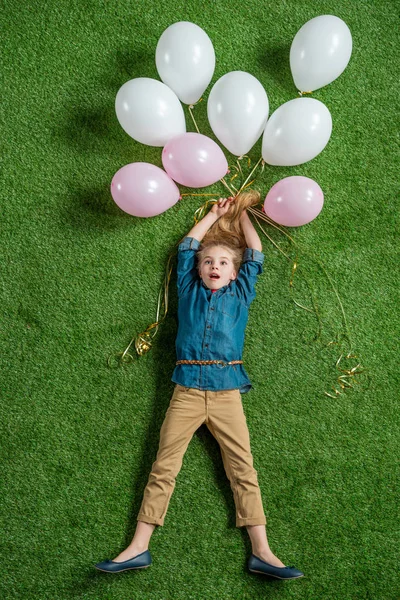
[240, 210, 262, 252]
[186, 198, 233, 242]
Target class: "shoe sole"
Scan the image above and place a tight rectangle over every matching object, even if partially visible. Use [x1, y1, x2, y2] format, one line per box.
[95, 564, 151, 573]
[249, 568, 304, 580]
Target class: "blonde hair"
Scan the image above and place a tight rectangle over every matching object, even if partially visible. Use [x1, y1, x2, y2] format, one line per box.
[196, 190, 261, 273]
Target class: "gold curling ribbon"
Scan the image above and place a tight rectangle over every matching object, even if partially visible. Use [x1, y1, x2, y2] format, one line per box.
[193, 199, 219, 223]
[324, 345, 366, 399]
[108, 250, 176, 367]
[227, 155, 254, 192]
[226, 157, 264, 197]
[298, 90, 313, 96]
[180, 193, 216, 198]
[248, 206, 366, 396]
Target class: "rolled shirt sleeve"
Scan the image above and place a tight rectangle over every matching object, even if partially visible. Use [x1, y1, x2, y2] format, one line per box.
[177, 236, 201, 297]
[235, 248, 264, 307]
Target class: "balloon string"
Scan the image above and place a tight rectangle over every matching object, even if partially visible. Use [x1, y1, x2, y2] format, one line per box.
[193, 199, 219, 224]
[251, 209, 320, 322]
[188, 98, 203, 133]
[248, 206, 366, 396]
[107, 248, 177, 367]
[227, 155, 252, 188]
[298, 90, 313, 96]
[248, 206, 352, 343]
[237, 157, 264, 195]
[181, 193, 216, 197]
[220, 177, 236, 196]
[226, 156, 264, 197]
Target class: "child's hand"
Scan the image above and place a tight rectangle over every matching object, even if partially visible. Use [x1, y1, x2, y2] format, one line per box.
[210, 197, 234, 218]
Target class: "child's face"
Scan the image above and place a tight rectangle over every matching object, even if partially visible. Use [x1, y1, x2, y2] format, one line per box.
[199, 246, 237, 290]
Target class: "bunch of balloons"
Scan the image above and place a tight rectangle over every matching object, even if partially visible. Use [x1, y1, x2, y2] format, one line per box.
[111, 16, 352, 226]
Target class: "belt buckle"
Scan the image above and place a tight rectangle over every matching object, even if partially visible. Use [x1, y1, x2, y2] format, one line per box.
[216, 360, 227, 369]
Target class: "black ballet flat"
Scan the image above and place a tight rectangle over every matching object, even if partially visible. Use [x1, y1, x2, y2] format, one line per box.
[248, 554, 304, 579]
[95, 550, 152, 573]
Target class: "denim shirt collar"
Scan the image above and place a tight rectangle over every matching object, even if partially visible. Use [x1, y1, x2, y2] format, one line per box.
[200, 280, 232, 295]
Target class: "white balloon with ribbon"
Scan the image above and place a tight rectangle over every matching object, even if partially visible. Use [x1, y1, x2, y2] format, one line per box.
[207, 71, 269, 156]
[156, 21, 215, 105]
[115, 78, 186, 147]
[262, 98, 332, 166]
[290, 15, 353, 92]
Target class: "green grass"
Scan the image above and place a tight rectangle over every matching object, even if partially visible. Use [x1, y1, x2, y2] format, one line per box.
[2, 1, 399, 598]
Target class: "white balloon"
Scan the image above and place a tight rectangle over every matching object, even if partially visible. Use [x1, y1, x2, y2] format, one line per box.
[262, 98, 332, 166]
[207, 71, 269, 156]
[115, 78, 186, 147]
[156, 21, 215, 105]
[290, 15, 352, 92]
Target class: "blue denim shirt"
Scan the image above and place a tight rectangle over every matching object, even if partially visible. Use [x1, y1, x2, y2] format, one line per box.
[171, 236, 264, 393]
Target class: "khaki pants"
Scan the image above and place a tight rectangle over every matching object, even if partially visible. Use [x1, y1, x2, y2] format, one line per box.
[137, 384, 266, 528]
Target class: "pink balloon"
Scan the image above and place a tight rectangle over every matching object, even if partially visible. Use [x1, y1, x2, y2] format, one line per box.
[111, 162, 180, 217]
[162, 132, 228, 188]
[264, 176, 324, 226]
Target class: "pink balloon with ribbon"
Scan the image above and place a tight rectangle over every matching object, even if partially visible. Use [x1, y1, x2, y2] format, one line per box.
[264, 176, 324, 226]
[162, 132, 228, 188]
[111, 162, 180, 217]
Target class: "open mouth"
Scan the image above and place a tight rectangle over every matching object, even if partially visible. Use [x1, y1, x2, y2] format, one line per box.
[209, 274, 220, 280]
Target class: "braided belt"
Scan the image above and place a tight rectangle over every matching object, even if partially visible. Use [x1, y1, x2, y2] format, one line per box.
[176, 359, 243, 368]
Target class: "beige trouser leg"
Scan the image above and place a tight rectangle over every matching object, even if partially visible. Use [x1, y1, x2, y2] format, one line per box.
[137, 385, 266, 527]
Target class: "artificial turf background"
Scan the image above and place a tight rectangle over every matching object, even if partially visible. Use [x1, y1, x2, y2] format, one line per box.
[2, 1, 399, 598]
